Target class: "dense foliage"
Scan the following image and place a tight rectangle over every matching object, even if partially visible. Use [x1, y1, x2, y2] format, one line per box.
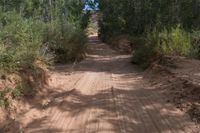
[0, 0, 90, 73]
[98, 0, 200, 67]
[0, 0, 91, 108]
[99, 0, 200, 38]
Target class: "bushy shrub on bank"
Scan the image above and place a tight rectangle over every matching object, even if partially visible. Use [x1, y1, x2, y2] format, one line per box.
[44, 21, 87, 63]
[0, 12, 88, 73]
[190, 31, 200, 59]
[0, 12, 44, 73]
[132, 26, 199, 68]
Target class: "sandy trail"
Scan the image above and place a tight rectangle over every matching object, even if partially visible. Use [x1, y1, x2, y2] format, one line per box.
[15, 36, 199, 133]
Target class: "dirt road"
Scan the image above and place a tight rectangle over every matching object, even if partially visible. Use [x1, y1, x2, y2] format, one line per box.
[13, 36, 199, 133]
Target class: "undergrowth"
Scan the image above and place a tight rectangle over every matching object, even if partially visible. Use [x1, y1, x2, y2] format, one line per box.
[0, 11, 88, 74]
[0, 81, 31, 108]
[44, 21, 87, 63]
[132, 26, 198, 68]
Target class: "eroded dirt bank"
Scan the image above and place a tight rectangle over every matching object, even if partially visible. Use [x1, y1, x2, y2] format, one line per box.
[1, 36, 199, 133]
[145, 56, 200, 124]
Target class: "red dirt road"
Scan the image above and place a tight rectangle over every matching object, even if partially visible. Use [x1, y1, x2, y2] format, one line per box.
[10, 36, 199, 133]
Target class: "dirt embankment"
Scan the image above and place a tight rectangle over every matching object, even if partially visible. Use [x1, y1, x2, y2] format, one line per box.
[145, 56, 200, 123]
[0, 60, 49, 132]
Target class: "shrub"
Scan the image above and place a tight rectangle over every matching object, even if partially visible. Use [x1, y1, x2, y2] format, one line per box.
[0, 11, 88, 73]
[0, 81, 32, 107]
[0, 49, 18, 73]
[190, 31, 200, 59]
[158, 26, 191, 56]
[133, 26, 192, 68]
[132, 34, 159, 68]
[44, 21, 87, 63]
[0, 12, 45, 73]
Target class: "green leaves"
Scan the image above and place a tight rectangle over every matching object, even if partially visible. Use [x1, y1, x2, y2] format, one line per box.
[99, 0, 200, 39]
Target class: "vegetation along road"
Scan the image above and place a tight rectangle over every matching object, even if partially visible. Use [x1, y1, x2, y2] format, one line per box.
[1, 0, 200, 132]
[6, 36, 196, 133]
